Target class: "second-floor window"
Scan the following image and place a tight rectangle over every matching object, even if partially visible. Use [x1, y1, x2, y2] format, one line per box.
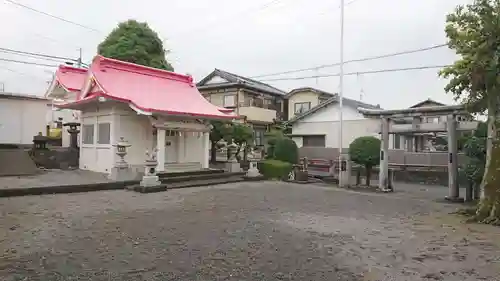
[223, 95, 236, 107]
[294, 102, 311, 114]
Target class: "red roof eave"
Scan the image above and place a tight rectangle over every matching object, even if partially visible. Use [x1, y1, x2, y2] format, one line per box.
[57, 92, 237, 120]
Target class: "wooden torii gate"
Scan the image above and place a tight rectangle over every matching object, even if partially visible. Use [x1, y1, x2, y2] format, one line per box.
[358, 105, 478, 201]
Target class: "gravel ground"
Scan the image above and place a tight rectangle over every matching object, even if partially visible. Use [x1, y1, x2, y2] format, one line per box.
[1, 181, 499, 281]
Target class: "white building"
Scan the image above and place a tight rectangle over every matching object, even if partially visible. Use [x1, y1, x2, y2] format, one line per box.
[0, 92, 51, 145]
[46, 55, 236, 174]
[286, 90, 395, 149]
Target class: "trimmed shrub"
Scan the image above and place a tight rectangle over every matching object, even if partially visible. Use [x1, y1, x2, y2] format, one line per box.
[274, 138, 299, 164]
[258, 159, 292, 179]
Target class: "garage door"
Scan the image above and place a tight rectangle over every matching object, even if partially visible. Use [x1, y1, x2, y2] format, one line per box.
[0, 100, 22, 144]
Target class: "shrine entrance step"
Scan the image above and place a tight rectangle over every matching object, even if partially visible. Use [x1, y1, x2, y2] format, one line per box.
[159, 169, 245, 187]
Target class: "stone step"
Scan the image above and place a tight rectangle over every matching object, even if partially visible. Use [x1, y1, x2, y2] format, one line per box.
[168, 176, 245, 189]
[158, 169, 224, 179]
[160, 171, 246, 184]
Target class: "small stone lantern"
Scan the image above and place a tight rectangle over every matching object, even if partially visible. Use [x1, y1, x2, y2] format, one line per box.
[245, 149, 262, 178]
[140, 149, 162, 188]
[113, 137, 131, 168]
[144, 149, 158, 176]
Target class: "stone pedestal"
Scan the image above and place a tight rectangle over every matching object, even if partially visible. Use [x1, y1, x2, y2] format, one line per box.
[134, 150, 167, 193]
[245, 160, 262, 178]
[226, 162, 242, 173]
[225, 143, 242, 173]
[339, 154, 351, 188]
[109, 166, 137, 181]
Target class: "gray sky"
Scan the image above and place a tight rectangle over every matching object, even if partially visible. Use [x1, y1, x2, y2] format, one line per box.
[0, 0, 469, 109]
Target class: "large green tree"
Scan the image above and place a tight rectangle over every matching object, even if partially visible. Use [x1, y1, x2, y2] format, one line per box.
[439, 0, 500, 224]
[98, 19, 173, 71]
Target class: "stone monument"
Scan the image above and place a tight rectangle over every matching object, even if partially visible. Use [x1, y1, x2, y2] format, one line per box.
[339, 153, 351, 188]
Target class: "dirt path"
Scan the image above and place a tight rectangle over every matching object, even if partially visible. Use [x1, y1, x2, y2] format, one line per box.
[0, 182, 498, 280]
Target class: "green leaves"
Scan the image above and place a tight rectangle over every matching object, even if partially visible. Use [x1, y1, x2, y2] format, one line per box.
[348, 136, 381, 169]
[98, 20, 173, 71]
[440, 0, 500, 114]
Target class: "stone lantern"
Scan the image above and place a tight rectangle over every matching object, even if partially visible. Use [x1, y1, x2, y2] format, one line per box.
[63, 122, 81, 149]
[245, 149, 262, 178]
[113, 137, 131, 168]
[109, 137, 136, 181]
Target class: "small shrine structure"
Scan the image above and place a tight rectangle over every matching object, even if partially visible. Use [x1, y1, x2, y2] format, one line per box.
[45, 55, 237, 174]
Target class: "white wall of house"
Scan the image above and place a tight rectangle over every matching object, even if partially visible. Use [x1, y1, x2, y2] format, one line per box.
[79, 103, 115, 173]
[79, 102, 206, 174]
[291, 103, 396, 149]
[0, 97, 50, 145]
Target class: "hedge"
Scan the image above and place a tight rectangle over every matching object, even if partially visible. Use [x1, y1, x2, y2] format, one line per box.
[258, 159, 292, 180]
[274, 138, 298, 164]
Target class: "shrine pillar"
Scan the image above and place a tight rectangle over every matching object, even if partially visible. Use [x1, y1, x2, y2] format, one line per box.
[446, 114, 460, 200]
[379, 117, 390, 191]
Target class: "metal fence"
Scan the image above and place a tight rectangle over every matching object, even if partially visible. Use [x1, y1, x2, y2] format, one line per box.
[298, 147, 466, 168]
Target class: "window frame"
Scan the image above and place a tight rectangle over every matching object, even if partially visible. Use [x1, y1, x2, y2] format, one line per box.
[294, 102, 311, 114]
[97, 122, 111, 145]
[82, 124, 95, 145]
[223, 94, 236, 107]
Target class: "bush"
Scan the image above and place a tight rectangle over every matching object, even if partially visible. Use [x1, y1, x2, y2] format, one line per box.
[274, 138, 299, 164]
[349, 136, 381, 186]
[258, 159, 292, 180]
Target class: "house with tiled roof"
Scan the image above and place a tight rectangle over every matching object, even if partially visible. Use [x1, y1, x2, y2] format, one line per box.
[197, 69, 287, 147]
[285, 87, 383, 148]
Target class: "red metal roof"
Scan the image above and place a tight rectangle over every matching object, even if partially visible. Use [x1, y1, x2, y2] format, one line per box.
[55, 55, 237, 119]
[55, 65, 88, 92]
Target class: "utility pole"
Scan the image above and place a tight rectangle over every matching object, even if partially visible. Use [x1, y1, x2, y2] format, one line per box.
[77, 48, 82, 68]
[315, 67, 319, 87]
[338, 0, 345, 186]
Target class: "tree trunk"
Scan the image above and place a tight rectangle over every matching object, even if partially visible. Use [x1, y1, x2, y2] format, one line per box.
[474, 96, 500, 225]
[365, 166, 372, 187]
[210, 141, 217, 164]
[356, 169, 361, 185]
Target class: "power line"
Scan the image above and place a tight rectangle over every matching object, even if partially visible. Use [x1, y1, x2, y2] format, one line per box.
[0, 47, 76, 61]
[0, 58, 59, 67]
[250, 43, 448, 78]
[258, 64, 451, 82]
[4, 0, 101, 33]
[0, 49, 72, 63]
[0, 47, 89, 67]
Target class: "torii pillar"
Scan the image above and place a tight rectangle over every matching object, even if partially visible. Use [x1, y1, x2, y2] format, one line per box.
[446, 114, 461, 201]
[379, 117, 392, 192]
